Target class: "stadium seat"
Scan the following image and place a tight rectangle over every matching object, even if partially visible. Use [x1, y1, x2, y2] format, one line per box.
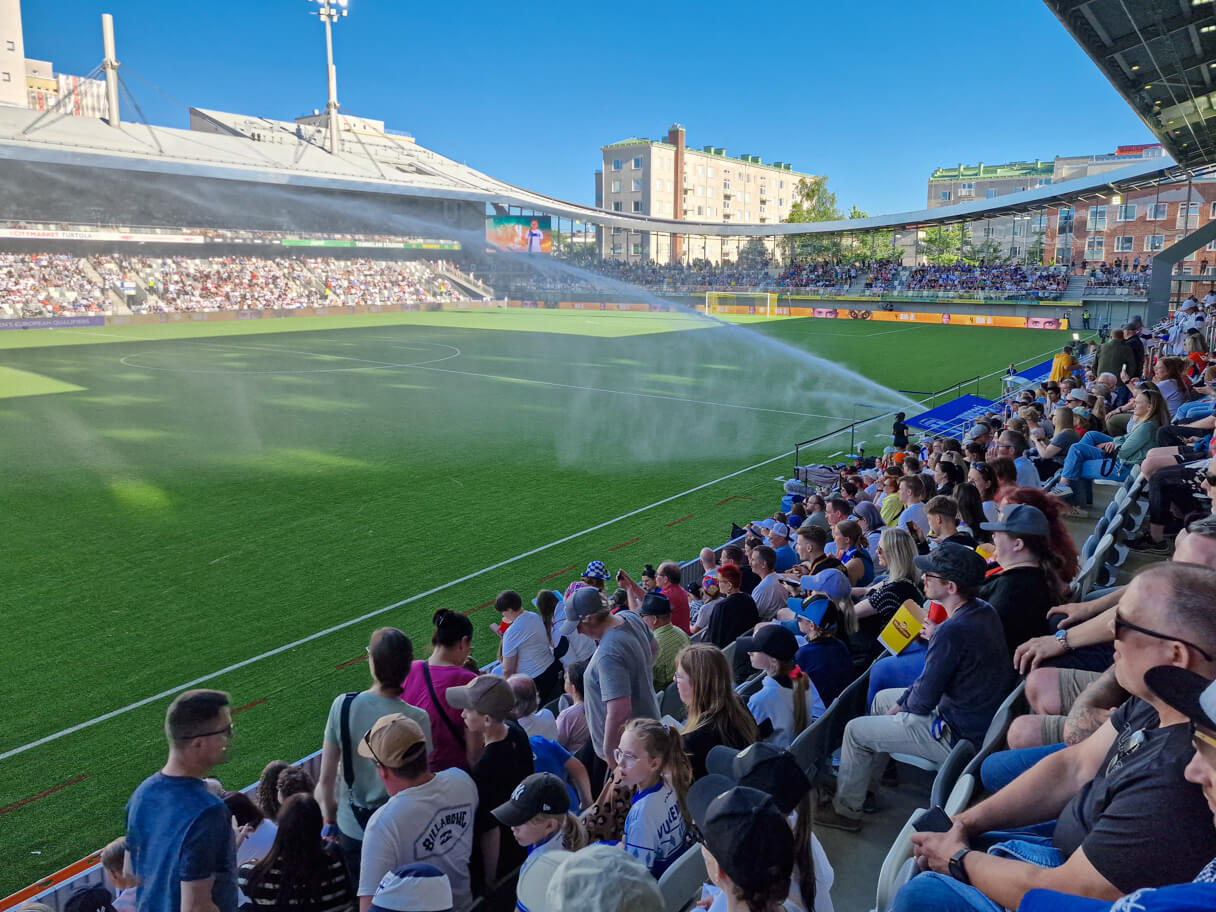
[735, 671, 764, 700]
[721, 640, 737, 666]
[789, 666, 871, 780]
[659, 681, 688, 723]
[658, 843, 708, 912]
[872, 809, 923, 912]
[928, 739, 975, 810]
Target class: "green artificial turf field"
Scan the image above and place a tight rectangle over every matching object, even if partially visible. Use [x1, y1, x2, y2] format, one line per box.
[0, 308, 1073, 894]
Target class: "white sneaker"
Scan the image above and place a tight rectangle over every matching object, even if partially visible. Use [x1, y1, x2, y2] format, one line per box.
[1048, 483, 1073, 497]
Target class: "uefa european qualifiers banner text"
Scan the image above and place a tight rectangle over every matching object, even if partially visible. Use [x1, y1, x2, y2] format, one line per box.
[0, 316, 106, 331]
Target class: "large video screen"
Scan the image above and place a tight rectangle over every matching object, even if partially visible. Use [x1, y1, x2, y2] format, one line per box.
[486, 215, 552, 254]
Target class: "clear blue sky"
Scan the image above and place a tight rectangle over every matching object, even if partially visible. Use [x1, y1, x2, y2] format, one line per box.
[22, 0, 1157, 215]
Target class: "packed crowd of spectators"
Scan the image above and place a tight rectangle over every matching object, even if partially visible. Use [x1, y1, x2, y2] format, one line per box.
[1084, 260, 1152, 291]
[0, 252, 114, 317]
[904, 264, 1068, 296]
[0, 253, 467, 316]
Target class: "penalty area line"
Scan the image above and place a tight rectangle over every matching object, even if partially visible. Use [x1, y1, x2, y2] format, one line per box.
[0, 445, 799, 763]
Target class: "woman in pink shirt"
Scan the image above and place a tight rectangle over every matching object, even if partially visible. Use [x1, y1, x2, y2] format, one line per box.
[402, 609, 477, 771]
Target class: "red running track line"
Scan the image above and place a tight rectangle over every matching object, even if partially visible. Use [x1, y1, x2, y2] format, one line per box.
[665, 514, 694, 527]
[1, 775, 90, 816]
[462, 600, 495, 616]
[335, 654, 369, 671]
[716, 495, 758, 506]
[609, 537, 640, 551]
[539, 564, 576, 584]
[233, 698, 267, 715]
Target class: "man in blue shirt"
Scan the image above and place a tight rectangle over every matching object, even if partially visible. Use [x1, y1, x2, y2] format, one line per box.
[126, 689, 237, 912]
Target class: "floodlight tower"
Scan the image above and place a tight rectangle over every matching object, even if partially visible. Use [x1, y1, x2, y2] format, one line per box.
[309, 0, 348, 155]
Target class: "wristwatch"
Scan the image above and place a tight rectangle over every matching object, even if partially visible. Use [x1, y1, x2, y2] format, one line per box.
[949, 848, 973, 885]
[1054, 629, 1073, 652]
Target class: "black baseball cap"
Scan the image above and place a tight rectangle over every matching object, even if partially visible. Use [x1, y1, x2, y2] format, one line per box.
[1145, 666, 1216, 732]
[980, 503, 1049, 537]
[492, 772, 570, 827]
[639, 591, 672, 616]
[913, 541, 988, 588]
[735, 624, 798, 662]
[687, 779, 793, 894]
[704, 742, 812, 815]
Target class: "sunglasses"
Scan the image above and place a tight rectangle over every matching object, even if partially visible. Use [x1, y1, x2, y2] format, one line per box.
[363, 729, 386, 767]
[1192, 722, 1216, 765]
[184, 723, 234, 741]
[1113, 610, 1214, 661]
[1205, 473, 1216, 487]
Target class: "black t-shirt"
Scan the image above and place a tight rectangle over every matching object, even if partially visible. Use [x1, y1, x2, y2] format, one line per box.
[705, 592, 759, 651]
[682, 702, 755, 780]
[893, 420, 909, 446]
[739, 566, 761, 595]
[852, 578, 923, 662]
[1053, 698, 1216, 893]
[471, 721, 534, 879]
[978, 566, 1054, 655]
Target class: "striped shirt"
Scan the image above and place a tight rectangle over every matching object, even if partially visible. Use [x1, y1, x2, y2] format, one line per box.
[237, 850, 354, 912]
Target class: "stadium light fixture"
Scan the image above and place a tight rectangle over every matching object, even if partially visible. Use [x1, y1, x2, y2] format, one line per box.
[308, 0, 349, 155]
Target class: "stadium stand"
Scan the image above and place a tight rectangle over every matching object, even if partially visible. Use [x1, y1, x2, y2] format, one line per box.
[13, 300, 1216, 912]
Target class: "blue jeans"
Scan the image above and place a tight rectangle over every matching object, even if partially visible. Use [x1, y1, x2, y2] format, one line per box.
[892, 837, 1064, 912]
[1060, 441, 1127, 485]
[1176, 400, 1214, 420]
[980, 743, 1067, 794]
[866, 641, 927, 705]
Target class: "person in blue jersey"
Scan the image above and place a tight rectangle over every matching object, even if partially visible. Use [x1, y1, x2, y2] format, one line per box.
[1017, 663, 1216, 912]
[616, 718, 693, 878]
[125, 689, 238, 912]
[493, 772, 586, 911]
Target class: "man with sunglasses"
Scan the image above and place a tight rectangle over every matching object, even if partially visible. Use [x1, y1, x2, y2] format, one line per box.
[1016, 664, 1216, 910]
[125, 690, 238, 912]
[897, 562, 1216, 912]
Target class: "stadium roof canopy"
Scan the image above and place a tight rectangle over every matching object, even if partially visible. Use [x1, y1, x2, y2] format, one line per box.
[0, 102, 1193, 238]
[1045, 0, 1216, 172]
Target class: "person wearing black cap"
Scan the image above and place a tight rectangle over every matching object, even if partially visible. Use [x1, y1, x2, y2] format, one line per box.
[703, 744, 834, 912]
[897, 562, 1216, 912]
[818, 543, 1013, 833]
[687, 781, 795, 912]
[491, 772, 584, 885]
[978, 504, 1057, 656]
[639, 591, 689, 692]
[737, 625, 822, 750]
[1014, 663, 1216, 911]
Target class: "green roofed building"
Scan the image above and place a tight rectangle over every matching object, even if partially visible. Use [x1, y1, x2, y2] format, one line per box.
[927, 159, 1055, 209]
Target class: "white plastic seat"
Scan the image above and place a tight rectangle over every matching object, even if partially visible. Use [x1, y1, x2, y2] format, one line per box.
[658, 843, 708, 912]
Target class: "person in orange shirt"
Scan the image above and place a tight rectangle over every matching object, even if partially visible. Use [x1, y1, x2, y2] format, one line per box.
[1048, 345, 1079, 383]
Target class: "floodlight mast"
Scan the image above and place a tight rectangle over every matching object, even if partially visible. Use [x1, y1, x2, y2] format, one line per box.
[309, 0, 348, 155]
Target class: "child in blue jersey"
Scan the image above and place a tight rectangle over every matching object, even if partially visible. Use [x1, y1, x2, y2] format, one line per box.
[617, 718, 693, 878]
[493, 772, 586, 911]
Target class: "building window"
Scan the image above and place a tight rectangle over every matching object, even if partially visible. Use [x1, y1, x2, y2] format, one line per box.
[745, 211, 751, 220]
[707, 167, 714, 178]
[632, 201, 642, 212]
[1146, 235, 1165, 251]
[707, 206, 715, 216]
[612, 202, 622, 212]
[611, 159, 621, 171]
[632, 243, 642, 255]
[745, 192, 752, 203]
[1032, 214, 1047, 232]
[1114, 236, 1135, 252]
[697, 165, 705, 177]
[632, 179, 642, 191]
[1210, 201, 1216, 219]
[1056, 246, 1072, 264]
[1037, 178, 1051, 186]
[779, 181, 784, 189]
[706, 187, 713, 197]
[1148, 203, 1168, 220]
[960, 183, 974, 192]
[610, 180, 621, 193]
[723, 180, 730, 190]
[666, 180, 673, 192]
[1085, 237, 1104, 257]
[696, 206, 703, 216]
[940, 191, 951, 201]
[1010, 246, 1023, 258]
[778, 198, 785, 207]
[1058, 207, 1074, 233]
[1206, 239, 1216, 252]
[5, 40, 14, 51]
[696, 186, 704, 196]
[985, 189, 998, 199]
[631, 157, 642, 169]
[1088, 205, 1107, 230]
[1117, 204, 1137, 221]
[1179, 202, 1200, 229]
[611, 245, 622, 255]
[1, 72, 9, 82]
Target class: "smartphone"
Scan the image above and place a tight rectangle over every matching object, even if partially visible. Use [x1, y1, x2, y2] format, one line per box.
[911, 806, 953, 833]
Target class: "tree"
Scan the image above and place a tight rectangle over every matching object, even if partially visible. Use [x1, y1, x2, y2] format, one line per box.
[784, 176, 843, 263]
[845, 205, 898, 266]
[919, 225, 966, 265]
[1025, 231, 1047, 267]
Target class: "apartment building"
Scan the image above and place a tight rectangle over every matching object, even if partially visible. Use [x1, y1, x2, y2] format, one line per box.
[596, 123, 816, 264]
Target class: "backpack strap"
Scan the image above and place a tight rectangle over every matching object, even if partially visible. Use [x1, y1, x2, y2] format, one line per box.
[422, 663, 466, 747]
[338, 691, 360, 792]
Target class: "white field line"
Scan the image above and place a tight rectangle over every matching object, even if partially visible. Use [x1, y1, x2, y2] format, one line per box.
[0, 445, 799, 762]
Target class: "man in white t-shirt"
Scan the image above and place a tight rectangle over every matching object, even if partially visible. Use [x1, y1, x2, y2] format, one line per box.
[896, 475, 929, 535]
[356, 714, 478, 912]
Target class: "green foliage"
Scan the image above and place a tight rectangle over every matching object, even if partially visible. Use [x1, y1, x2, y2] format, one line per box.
[919, 225, 966, 265]
[784, 176, 843, 263]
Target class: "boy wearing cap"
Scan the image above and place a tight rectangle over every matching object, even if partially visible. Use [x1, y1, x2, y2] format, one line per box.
[356, 714, 477, 912]
[446, 675, 533, 902]
[639, 592, 690, 691]
[368, 864, 454, 912]
[491, 772, 581, 885]
[819, 543, 1013, 833]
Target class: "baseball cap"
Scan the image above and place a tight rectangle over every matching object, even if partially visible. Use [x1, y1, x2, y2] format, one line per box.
[582, 560, 609, 581]
[980, 503, 1049, 538]
[444, 674, 514, 719]
[533, 845, 664, 912]
[789, 596, 832, 627]
[1066, 388, 1089, 402]
[1182, 299, 1199, 311]
[1145, 665, 1216, 732]
[770, 521, 791, 539]
[883, 446, 897, 455]
[639, 591, 672, 616]
[368, 864, 452, 912]
[736, 624, 797, 662]
[704, 742, 812, 814]
[492, 772, 570, 827]
[798, 567, 850, 601]
[913, 541, 988, 588]
[556, 586, 609, 637]
[686, 781, 793, 895]
[356, 714, 427, 768]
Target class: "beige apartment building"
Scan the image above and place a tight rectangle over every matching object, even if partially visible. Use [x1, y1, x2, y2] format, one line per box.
[596, 123, 816, 264]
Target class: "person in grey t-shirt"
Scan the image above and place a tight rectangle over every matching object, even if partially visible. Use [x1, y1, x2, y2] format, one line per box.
[556, 588, 658, 768]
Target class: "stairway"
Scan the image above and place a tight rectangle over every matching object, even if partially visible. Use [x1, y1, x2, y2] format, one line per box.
[435, 263, 495, 299]
[1063, 274, 1089, 301]
[847, 273, 869, 295]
